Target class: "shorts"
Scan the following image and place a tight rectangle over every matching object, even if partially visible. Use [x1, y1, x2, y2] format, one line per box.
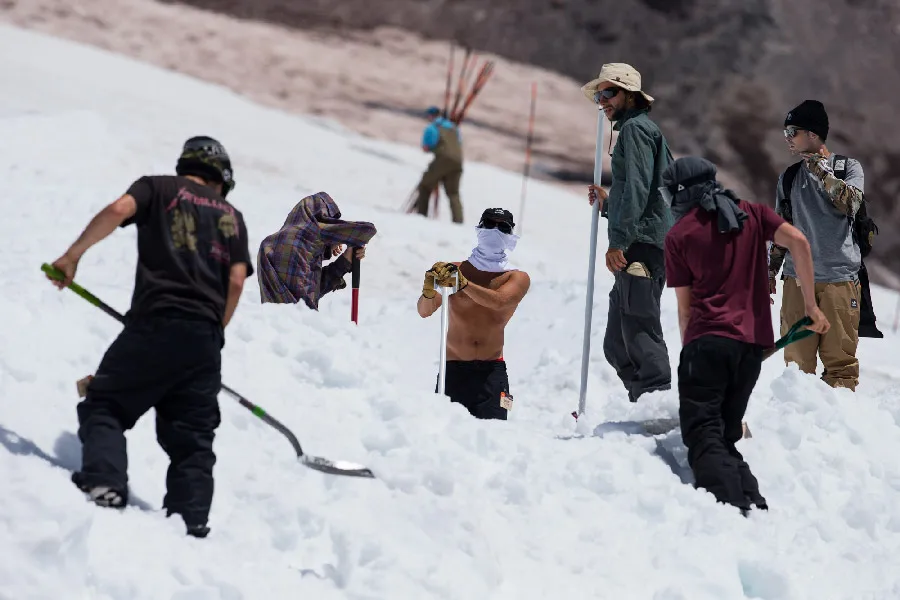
[435, 359, 512, 420]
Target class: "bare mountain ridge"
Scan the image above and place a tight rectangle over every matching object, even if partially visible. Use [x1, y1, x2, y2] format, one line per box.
[160, 0, 900, 285]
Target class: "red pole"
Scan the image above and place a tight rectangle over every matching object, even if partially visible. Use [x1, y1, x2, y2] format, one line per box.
[351, 250, 360, 324]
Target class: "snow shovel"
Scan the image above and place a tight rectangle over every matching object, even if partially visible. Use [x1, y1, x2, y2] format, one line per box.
[763, 316, 815, 361]
[436, 270, 459, 397]
[41, 263, 375, 479]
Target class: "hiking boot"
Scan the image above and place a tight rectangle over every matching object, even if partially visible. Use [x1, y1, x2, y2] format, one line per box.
[72, 472, 127, 508]
[746, 491, 768, 511]
[165, 507, 210, 538]
[88, 486, 127, 508]
[186, 524, 211, 538]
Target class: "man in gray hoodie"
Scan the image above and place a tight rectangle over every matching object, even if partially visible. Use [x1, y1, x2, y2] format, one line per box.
[768, 100, 864, 391]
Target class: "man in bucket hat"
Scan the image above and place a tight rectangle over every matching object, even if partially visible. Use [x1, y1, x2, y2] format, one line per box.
[582, 63, 675, 402]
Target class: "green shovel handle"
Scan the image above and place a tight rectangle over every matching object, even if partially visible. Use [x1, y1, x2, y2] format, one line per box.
[42, 263, 105, 310]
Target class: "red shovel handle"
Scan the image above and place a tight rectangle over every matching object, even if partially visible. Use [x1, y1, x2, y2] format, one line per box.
[351, 248, 360, 324]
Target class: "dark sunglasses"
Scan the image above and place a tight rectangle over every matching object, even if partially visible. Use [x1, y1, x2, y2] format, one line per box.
[783, 126, 805, 139]
[593, 87, 621, 103]
[479, 220, 513, 234]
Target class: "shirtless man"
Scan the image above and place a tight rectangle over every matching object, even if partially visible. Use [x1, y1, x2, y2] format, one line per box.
[416, 208, 530, 420]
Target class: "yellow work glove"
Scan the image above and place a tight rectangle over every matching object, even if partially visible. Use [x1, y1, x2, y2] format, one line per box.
[422, 262, 452, 299]
[434, 263, 468, 291]
[422, 269, 437, 299]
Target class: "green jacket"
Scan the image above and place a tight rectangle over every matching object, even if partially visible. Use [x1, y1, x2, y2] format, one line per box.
[606, 108, 674, 250]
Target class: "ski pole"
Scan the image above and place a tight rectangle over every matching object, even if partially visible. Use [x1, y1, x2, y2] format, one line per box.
[436, 271, 458, 396]
[574, 107, 607, 420]
[41, 263, 375, 479]
[443, 42, 455, 120]
[449, 48, 474, 122]
[517, 81, 538, 235]
[351, 249, 360, 324]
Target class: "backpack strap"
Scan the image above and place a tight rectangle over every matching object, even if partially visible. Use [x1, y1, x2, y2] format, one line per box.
[780, 161, 802, 223]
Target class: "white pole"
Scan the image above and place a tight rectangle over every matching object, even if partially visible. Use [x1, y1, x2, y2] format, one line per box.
[893, 292, 900, 334]
[577, 108, 608, 417]
[437, 272, 459, 396]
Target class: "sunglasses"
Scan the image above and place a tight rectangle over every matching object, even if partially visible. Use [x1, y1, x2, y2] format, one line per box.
[479, 220, 513, 234]
[783, 126, 805, 139]
[593, 87, 621, 103]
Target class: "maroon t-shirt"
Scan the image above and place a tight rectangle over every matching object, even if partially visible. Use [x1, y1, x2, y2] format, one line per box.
[664, 200, 786, 348]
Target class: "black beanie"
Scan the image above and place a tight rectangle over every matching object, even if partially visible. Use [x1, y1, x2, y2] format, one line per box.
[784, 100, 829, 141]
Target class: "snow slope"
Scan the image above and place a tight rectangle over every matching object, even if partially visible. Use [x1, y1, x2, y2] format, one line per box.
[2, 24, 900, 600]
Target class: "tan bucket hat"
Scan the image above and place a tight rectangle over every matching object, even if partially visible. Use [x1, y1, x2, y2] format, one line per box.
[581, 63, 654, 104]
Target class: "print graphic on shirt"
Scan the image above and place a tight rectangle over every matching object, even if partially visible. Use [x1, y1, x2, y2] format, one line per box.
[218, 213, 237, 239]
[171, 209, 198, 251]
[209, 241, 231, 265]
[166, 186, 236, 218]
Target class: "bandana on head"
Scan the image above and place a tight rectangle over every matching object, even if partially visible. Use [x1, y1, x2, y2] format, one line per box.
[467, 227, 519, 272]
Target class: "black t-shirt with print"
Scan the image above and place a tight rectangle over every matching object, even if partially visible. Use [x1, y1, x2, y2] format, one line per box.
[120, 175, 253, 325]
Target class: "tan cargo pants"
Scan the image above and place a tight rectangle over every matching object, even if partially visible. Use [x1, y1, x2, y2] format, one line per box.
[781, 277, 860, 391]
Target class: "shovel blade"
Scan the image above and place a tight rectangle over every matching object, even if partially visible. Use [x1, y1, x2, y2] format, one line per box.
[301, 455, 375, 478]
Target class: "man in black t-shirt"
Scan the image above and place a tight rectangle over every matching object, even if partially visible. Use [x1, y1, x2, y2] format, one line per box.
[47, 136, 253, 538]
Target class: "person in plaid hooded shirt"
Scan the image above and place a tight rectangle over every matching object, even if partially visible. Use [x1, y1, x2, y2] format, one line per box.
[257, 192, 377, 309]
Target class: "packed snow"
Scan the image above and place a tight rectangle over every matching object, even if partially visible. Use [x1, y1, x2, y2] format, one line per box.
[2, 24, 900, 600]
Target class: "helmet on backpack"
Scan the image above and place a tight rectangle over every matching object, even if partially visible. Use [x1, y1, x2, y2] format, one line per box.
[175, 136, 235, 197]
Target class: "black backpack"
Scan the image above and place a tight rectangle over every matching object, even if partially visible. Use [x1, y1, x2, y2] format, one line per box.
[780, 155, 878, 257]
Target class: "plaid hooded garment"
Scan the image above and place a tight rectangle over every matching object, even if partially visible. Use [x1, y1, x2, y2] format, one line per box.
[257, 192, 377, 309]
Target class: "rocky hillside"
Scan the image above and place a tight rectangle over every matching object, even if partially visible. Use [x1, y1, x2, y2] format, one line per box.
[161, 0, 900, 285]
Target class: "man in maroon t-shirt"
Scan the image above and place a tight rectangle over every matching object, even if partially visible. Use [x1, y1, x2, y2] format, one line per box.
[661, 156, 828, 515]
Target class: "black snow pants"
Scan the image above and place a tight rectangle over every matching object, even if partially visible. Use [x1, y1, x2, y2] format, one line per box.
[603, 242, 671, 402]
[678, 335, 767, 512]
[73, 312, 223, 527]
[436, 360, 511, 420]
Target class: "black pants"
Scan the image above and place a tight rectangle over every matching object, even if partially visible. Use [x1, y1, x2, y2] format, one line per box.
[678, 335, 766, 511]
[74, 313, 223, 526]
[603, 243, 671, 401]
[435, 360, 510, 420]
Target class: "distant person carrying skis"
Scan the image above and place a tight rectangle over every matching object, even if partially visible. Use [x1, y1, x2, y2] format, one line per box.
[581, 63, 674, 403]
[414, 105, 464, 224]
[662, 156, 829, 515]
[46, 136, 253, 538]
[417, 209, 530, 419]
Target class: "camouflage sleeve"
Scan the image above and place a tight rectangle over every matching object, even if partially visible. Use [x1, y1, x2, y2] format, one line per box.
[768, 243, 786, 277]
[768, 173, 788, 277]
[805, 155, 863, 218]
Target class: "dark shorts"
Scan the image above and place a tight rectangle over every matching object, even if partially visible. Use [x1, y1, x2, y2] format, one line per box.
[435, 360, 511, 420]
